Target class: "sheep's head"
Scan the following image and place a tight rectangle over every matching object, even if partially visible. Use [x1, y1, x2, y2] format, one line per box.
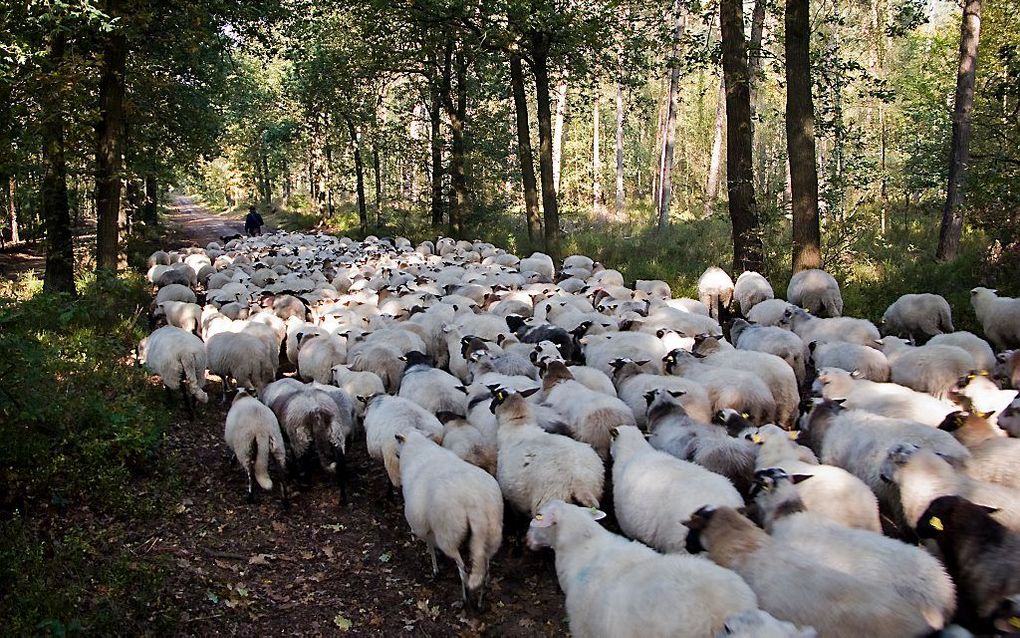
[878, 442, 921, 484]
[526, 501, 606, 551]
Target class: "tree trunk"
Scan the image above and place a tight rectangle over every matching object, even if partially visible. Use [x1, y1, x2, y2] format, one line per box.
[532, 33, 560, 257]
[372, 142, 382, 226]
[657, 2, 685, 232]
[703, 77, 726, 218]
[41, 33, 76, 295]
[786, 0, 822, 272]
[443, 47, 469, 237]
[592, 91, 604, 217]
[748, 0, 767, 108]
[552, 73, 568, 194]
[428, 83, 444, 227]
[721, 0, 765, 272]
[345, 116, 368, 232]
[936, 0, 981, 261]
[94, 26, 127, 272]
[143, 174, 158, 225]
[8, 176, 18, 243]
[509, 53, 542, 241]
[615, 80, 626, 220]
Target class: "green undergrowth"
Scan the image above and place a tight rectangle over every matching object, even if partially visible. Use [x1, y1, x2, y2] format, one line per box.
[0, 271, 181, 635]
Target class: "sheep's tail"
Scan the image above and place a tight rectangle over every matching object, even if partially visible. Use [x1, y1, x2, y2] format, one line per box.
[182, 351, 208, 403]
[253, 428, 274, 491]
[939, 307, 955, 334]
[311, 410, 336, 473]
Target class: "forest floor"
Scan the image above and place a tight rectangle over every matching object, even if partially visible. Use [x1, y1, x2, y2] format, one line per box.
[146, 200, 569, 636]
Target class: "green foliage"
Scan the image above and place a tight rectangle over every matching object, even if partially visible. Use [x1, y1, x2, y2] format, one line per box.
[0, 273, 180, 634]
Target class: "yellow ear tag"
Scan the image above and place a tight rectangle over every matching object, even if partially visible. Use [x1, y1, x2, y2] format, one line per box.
[751, 433, 762, 444]
[534, 514, 543, 521]
[787, 431, 800, 441]
[928, 516, 944, 531]
[1009, 617, 1020, 629]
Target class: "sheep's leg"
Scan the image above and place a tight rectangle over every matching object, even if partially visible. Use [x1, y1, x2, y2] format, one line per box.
[335, 449, 348, 505]
[426, 539, 439, 577]
[244, 465, 256, 504]
[220, 376, 232, 404]
[278, 476, 290, 511]
[180, 385, 195, 421]
[163, 385, 175, 408]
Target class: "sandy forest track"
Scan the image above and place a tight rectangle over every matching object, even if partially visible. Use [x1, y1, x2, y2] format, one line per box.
[154, 202, 568, 636]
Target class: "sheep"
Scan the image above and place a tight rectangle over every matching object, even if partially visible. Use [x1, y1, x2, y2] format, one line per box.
[363, 395, 444, 488]
[262, 379, 354, 501]
[752, 424, 881, 531]
[733, 271, 774, 316]
[799, 399, 969, 509]
[151, 300, 202, 335]
[296, 333, 347, 384]
[581, 332, 665, 376]
[347, 340, 404, 393]
[519, 251, 555, 279]
[610, 358, 712, 425]
[664, 349, 777, 424]
[223, 390, 287, 505]
[538, 361, 635, 458]
[684, 506, 937, 638]
[915, 495, 1020, 628]
[994, 349, 1019, 389]
[634, 279, 671, 299]
[697, 266, 735, 320]
[808, 340, 890, 382]
[147, 250, 170, 267]
[749, 468, 955, 630]
[880, 443, 1020, 531]
[138, 325, 209, 414]
[490, 388, 604, 516]
[611, 425, 742, 553]
[780, 307, 879, 352]
[1000, 399, 1020, 438]
[206, 330, 276, 401]
[938, 411, 1020, 488]
[437, 412, 496, 475]
[786, 268, 842, 317]
[644, 389, 756, 496]
[949, 372, 1019, 419]
[928, 331, 997, 373]
[881, 293, 954, 342]
[506, 315, 578, 362]
[525, 500, 759, 638]
[879, 336, 976, 399]
[329, 364, 384, 418]
[729, 319, 806, 385]
[813, 367, 957, 426]
[397, 351, 468, 417]
[746, 299, 796, 327]
[970, 287, 1020, 350]
[396, 429, 502, 610]
[155, 282, 197, 305]
[716, 610, 816, 638]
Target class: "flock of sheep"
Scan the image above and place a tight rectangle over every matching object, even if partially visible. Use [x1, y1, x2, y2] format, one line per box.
[136, 230, 1020, 637]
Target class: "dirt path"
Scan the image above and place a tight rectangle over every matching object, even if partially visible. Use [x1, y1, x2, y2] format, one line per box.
[147, 212, 569, 636]
[165, 196, 260, 247]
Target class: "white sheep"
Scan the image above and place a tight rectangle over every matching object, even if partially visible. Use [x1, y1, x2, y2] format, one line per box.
[398, 352, 468, 417]
[879, 336, 976, 399]
[329, 364, 385, 418]
[786, 269, 842, 317]
[539, 361, 635, 458]
[526, 500, 759, 638]
[808, 341, 890, 382]
[138, 325, 209, 412]
[611, 359, 713, 426]
[970, 287, 1020, 350]
[746, 299, 796, 327]
[928, 331, 996, 372]
[296, 333, 347, 384]
[397, 430, 502, 610]
[752, 425, 880, 531]
[611, 425, 743, 553]
[813, 367, 957, 426]
[881, 293, 954, 342]
[491, 389, 604, 515]
[664, 349, 777, 424]
[206, 330, 276, 401]
[154, 282, 197, 305]
[224, 390, 287, 504]
[733, 271, 774, 316]
[697, 266, 735, 320]
[750, 468, 956, 630]
[438, 413, 496, 475]
[780, 307, 880, 350]
[729, 319, 806, 385]
[519, 251, 555, 279]
[363, 395, 444, 488]
[716, 610, 816, 638]
[152, 300, 202, 335]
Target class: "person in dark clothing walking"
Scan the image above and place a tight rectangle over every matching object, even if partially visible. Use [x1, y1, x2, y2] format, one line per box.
[245, 206, 264, 236]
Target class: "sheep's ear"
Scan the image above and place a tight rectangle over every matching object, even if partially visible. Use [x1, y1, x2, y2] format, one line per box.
[519, 387, 540, 398]
[790, 473, 813, 484]
[609, 426, 620, 440]
[850, 369, 863, 379]
[872, 339, 883, 346]
[635, 360, 650, 367]
[978, 504, 1001, 515]
[667, 390, 685, 398]
[751, 433, 763, 444]
[394, 433, 407, 444]
[975, 409, 994, 419]
[587, 507, 607, 521]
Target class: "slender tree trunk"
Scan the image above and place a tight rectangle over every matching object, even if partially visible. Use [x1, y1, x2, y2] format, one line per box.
[748, 0, 767, 108]
[41, 33, 75, 295]
[428, 83, 444, 227]
[657, 1, 685, 231]
[143, 174, 158, 225]
[592, 91, 604, 217]
[615, 80, 626, 220]
[936, 0, 982, 261]
[443, 47, 469, 237]
[372, 142, 382, 226]
[786, 0, 822, 272]
[345, 116, 368, 232]
[532, 33, 560, 256]
[703, 78, 726, 218]
[721, 0, 765, 272]
[509, 53, 542, 241]
[94, 26, 127, 272]
[552, 73, 568, 194]
[8, 176, 18, 243]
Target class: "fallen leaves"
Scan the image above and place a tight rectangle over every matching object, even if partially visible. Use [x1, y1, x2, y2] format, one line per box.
[333, 614, 353, 631]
